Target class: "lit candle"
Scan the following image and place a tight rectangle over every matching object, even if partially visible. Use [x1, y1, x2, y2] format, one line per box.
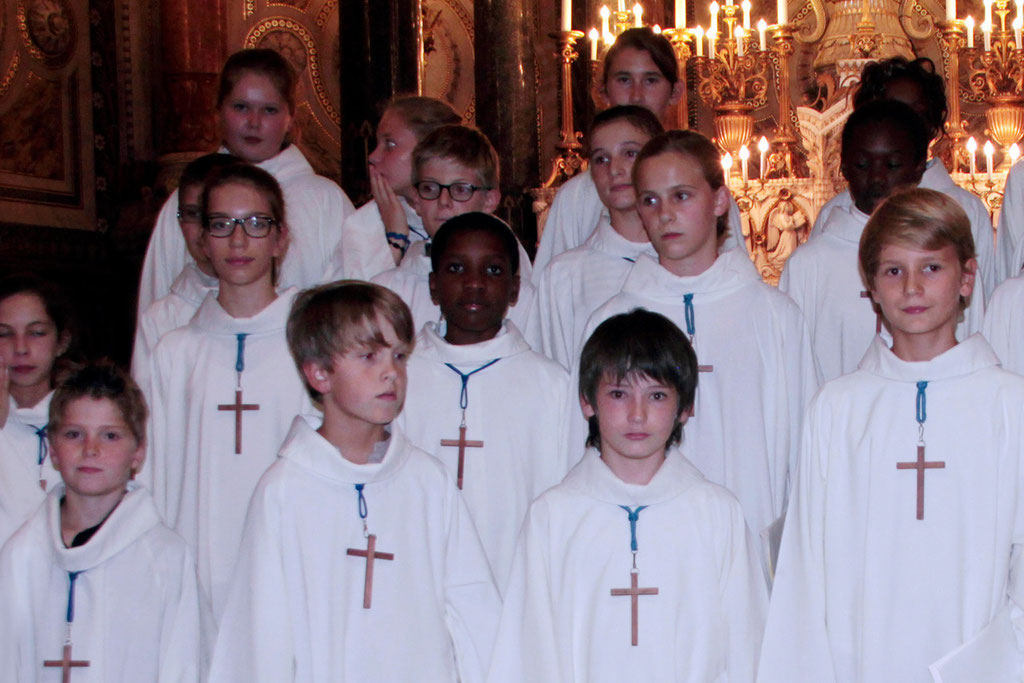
[1011, 143, 1021, 164]
[652, 24, 662, 32]
[967, 136, 978, 177]
[758, 18, 767, 50]
[708, 28, 717, 57]
[739, 144, 750, 183]
[741, 0, 752, 29]
[1018, 0, 1024, 28]
[984, 21, 992, 51]
[946, 0, 955, 22]
[985, 140, 995, 180]
[758, 135, 769, 178]
[618, 0, 626, 12]
[694, 25, 705, 56]
[589, 28, 600, 60]
[676, 0, 686, 28]
[1015, 15, 1022, 48]
[966, 15, 975, 48]
[735, 26, 745, 56]
[601, 6, 611, 42]
[722, 152, 733, 187]
[778, 0, 788, 24]
[562, 0, 573, 31]
[633, 3, 643, 26]
[710, 2, 720, 35]
[726, 0, 733, 6]
[984, 0, 992, 28]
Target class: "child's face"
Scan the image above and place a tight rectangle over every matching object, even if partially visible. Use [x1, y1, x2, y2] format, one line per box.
[368, 109, 419, 196]
[218, 71, 293, 164]
[202, 182, 286, 290]
[414, 157, 500, 237]
[50, 397, 144, 501]
[178, 183, 212, 271]
[590, 120, 651, 213]
[869, 241, 975, 351]
[841, 121, 925, 215]
[601, 47, 680, 120]
[0, 292, 65, 397]
[306, 317, 410, 429]
[581, 372, 680, 463]
[635, 151, 729, 273]
[429, 229, 520, 345]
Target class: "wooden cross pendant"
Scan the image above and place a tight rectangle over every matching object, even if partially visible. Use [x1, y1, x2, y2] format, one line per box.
[346, 534, 395, 609]
[896, 445, 945, 520]
[610, 571, 659, 646]
[217, 389, 260, 454]
[440, 425, 483, 489]
[861, 291, 883, 334]
[43, 643, 90, 682]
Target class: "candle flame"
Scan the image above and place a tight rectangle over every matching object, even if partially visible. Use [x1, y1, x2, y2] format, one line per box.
[758, 136, 770, 152]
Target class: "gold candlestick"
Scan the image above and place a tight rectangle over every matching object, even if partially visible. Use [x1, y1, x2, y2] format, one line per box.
[543, 30, 587, 188]
[662, 27, 693, 130]
[768, 22, 798, 178]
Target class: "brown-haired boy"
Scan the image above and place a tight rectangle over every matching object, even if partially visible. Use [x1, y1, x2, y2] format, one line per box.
[208, 281, 500, 682]
[760, 188, 1024, 681]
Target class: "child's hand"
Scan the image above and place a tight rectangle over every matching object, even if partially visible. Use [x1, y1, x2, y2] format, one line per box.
[370, 167, 409, 266]
[0, 357, 9, 428]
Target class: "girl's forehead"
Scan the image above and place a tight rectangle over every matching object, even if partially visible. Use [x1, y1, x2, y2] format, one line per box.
[0, 291, 49, 320]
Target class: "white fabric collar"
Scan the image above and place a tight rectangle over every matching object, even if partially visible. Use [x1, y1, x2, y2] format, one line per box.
[582, 213, 657, 262]
[169, 262, 218, 306]
[277, 414, 412, 485]
[193, 287, 298, 335]
[559, 447, 707, 507]
[416, 320, 531, 366]
[621, 248, 760, 303]
[858, 333, 998, 383]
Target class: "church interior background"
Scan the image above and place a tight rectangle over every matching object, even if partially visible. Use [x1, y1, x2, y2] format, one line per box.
[0, 0, 1013, 363]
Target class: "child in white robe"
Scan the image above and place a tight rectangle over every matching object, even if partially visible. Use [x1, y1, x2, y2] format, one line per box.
[0, 363, 205, 682]
[371, 125, 535, 331]
[137, 49, 355, 314]
[983, 269, 1024, 374]
[488, 309, 767, 682]
[0, 276, 69, 544]
[759, 188, 1024, 683]
[530, 105, 662, 368]
[131, 153, 237, 400]
[209, 281, 500, 682]
[398, 213, 572, 593]
[580, 130, 821, 558]
[326, 96, 461, 281]
[781, 101, 983, 382]
[149, 163, 312, 618]
[997, 160, 1024, 280]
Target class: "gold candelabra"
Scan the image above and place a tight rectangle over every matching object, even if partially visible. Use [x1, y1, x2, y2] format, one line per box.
[963, 1, 1024, 149]
[542, 30, 587, 189]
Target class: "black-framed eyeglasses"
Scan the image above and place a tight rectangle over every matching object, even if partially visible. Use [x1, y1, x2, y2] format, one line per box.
[414, 180, 490, 202]
[176, 206, 203, 223]
[204, 215, 277, 238]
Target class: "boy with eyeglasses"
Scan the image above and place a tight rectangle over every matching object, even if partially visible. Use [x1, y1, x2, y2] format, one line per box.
[372, 124, 536, 332]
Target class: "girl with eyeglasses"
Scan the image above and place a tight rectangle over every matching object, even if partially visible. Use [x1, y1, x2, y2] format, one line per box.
[147, 162, 314, 620]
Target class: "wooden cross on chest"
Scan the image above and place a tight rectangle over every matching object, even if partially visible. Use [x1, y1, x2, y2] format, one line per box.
[346, 534, 395, 608]
[896, 445, 946, 520]
[43, 643, 90, 682]
[217, 389, 260, 454]
[440, 425, 483, 489]
[610, 571, 659, 646]
[861, 291, 883, 334]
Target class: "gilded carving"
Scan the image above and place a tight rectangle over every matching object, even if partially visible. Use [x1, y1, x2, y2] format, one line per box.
[18, 0, 75, 65]
[0, 72, 64, 179]
[421, 0, 474, 122]
[0, 53, 20, 98]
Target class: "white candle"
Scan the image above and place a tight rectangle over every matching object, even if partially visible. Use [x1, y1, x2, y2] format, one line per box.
[984, 21, 992, 51]
[757, 18, 767, 50]
[618, 0, 626, 12]
[984, 0, 992, 28]
[652, 23, 662, 32]
[708, 28, 717, 57]
[946, 0, 955, 22]
[985, 140, 995, 180]
[589, 28, 600, 60]
[778, 0, 788, 24]
[735, 26, 745, 56]
[739, 144, 750, 183]
[966, 15, 975, 48]
[726, 0, 733, 6]
[562, 0, 573, 31]
[601, 5, 611, 40]
[722, 153, 733, 187]
[758, 135, 769, 178]
[967, 136, 978, 177]
[695, 25, 705, 56]
[1015, 15, 1023, 48]
[633, 3, 643, 26]
[676, 0, 686, 28]
[710, 2, 720, 35]
[1018, 0, 1024, 28]
[741, 0, 752, 29]
[1011, 143, 1021, 164]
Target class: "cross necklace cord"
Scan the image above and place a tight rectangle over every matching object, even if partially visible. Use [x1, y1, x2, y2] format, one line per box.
[439, 359, 500, 489]
[43, 570, 89, 682]
[217, 333, 260, 454]
[33, 424, 48, 491]
[609, 505, 658, 646]
[895, 381, 945, 520]
[345, 483, 394, 609]
[682, 294, 713, 417]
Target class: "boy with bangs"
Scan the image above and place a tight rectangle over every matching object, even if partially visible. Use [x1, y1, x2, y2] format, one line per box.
[398, 213, 572, 594]
[780, 101, 983, 383]
[209, 281, 500, 683]
[488, 309, 766, 682]
[372, 124, 535, 332]
[530, 105, 662, 368]
[579, 130, 820, 567]
[760, 188, 1024, 683]
[0, 363, 205, 682]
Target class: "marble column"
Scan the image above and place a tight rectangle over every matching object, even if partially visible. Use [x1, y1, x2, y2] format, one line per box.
[474, 0, 540, 254]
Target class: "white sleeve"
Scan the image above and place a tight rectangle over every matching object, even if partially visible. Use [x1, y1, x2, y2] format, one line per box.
[138, 192, 187, 316]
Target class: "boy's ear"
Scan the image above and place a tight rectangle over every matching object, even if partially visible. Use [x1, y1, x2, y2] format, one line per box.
[428, 271, 440, 306]
[301, 360, 332, 395]
[579, 394, 596, 419]
[713, 185, 731, 218]
[482, 189, 501, 214]
[272, 223, 290, 259]
[130, 440, 146, 479]
[959, 257, 978, 299]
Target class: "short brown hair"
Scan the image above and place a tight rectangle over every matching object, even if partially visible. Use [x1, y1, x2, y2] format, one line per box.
[287, 282, 415, 401]
[602, 27, 679, 86]
[217, 49, 297, 114]
[385, 95, 460, 142]
[49, 362, 148, 445]
[633, 130, 729, 238]
[859, 188, 976, 300]
[413, 124, 499, 188]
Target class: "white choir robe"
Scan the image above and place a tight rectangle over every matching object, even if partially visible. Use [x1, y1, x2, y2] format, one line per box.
[997, 159, 1024, 282]
[577, 250, 822, 549]
[781, 203, 984, 383]
[131, 263, 217, 402]
[0, 392, 61, 545]
[397, 321, 573, 593]
[325, 196, 426, 282]
[528, 213, 657, 369]
[487, 449, 767, 683]
[0, 484, 206, 682]
[807, 160, 997, 301]
[982, 275, 1024, 375]
[758, 335, 1024, 683]
[136, 144, 355, 314]
[148, 288, 314, 618]
[371, 239, 535, 335]
[208, 415, 501, 683]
